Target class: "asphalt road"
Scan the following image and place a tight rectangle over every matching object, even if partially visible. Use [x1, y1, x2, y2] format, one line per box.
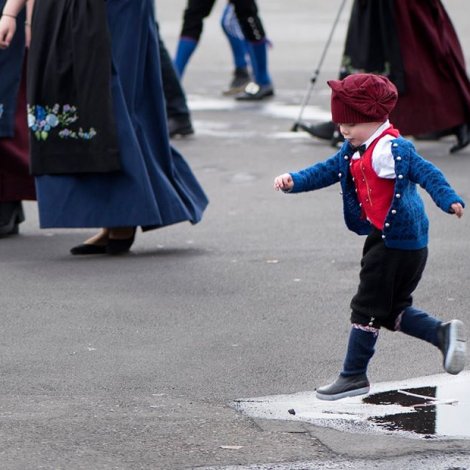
[1, 1, 469, 468]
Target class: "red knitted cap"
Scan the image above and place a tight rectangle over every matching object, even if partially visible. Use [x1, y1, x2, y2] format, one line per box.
[327, 73, 398, 124]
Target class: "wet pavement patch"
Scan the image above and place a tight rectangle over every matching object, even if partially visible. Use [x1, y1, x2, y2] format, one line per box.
[233, 372, 470, 439]
[364, 382, 470, 438]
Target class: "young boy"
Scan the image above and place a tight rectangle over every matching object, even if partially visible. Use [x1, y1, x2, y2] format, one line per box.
[274, 73, 467, 401]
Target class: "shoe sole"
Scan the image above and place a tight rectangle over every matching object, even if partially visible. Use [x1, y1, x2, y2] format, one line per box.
[316, 385, 370, 401]
[235, 90, 274, 101]
[444, 320, 467, 374]
[222, 84, 250, 96]
[170, 128, 194, 138]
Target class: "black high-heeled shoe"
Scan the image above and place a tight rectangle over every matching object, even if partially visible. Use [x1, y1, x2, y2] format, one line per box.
[450, 123, 470, 153]
[106, 229, 136, 255]
[70, 243, 107, 255]
[0, 201, 25, 238]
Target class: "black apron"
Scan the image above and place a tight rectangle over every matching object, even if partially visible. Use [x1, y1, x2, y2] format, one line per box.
[28, 0, 121, 175]
[340, 0, 406, 94]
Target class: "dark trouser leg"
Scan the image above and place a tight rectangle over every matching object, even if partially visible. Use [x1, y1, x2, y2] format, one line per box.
[350, 229, 428, 329]
[175, 0, 217, 76]
[157, 23, 191, 121]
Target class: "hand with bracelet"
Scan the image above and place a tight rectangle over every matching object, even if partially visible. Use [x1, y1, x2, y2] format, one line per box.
[0, 0, 27, 49]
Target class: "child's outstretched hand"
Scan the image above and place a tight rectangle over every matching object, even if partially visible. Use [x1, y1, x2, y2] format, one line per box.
[274, 173, 293, 192]
[0, 16, 16, 49]
[451, 202, 464, 218]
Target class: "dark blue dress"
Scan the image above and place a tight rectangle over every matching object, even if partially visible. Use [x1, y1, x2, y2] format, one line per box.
[0, 2, 25, 138]
[34, 0, 208, 229]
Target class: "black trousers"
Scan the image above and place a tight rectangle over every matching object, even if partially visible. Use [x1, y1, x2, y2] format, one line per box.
[181, 0, 266, 43]
[350, 228, 428, 330]
[156, 23, 190, 120]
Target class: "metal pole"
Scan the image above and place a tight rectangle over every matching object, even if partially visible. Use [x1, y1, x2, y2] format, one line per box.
[291, 0, 348, 131]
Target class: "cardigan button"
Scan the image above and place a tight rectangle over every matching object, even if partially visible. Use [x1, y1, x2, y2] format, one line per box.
[344, 156, 349, 160]
[398, 174, 403, 179]
[392, 143, 398, 147]
[385, 223, 390, 227]
[381, 235, 386, 239]
[396, 156, 402, 161]
[395, 193, 401, 198]
[391, 209, 397, 214]
[338, 172, 342, 177]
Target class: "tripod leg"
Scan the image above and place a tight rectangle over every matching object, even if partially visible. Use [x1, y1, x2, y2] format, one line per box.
[292, 0, 348, 130]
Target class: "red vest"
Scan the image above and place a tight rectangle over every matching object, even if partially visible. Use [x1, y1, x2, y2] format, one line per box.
[349, 126, 400, 230]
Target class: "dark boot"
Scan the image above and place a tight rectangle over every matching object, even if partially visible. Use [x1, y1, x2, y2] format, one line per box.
[168, 116, 194, 138]
[0, 201, 25, 237]
[299, 121, 336, 140]
[437, 320, 467, 375]
[316, 373, 370, 401]
[450, 123, 470, 153]
[316, 325, 378, 400]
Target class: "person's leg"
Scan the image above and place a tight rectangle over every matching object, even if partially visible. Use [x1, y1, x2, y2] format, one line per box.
[221, 3, 249, 70]
[220, 2, 251, 95]
[174, 0, 216, 77]
[316, 324, 378, 400]
[381, 246, 466, 375]
[0, 201, 25, 237]
[157, 22, 194, 137]
[231, 0, 274, 100]
[396, 307, 467, 375]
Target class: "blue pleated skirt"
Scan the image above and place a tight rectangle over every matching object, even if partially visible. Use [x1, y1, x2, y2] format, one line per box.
[35, 0, 208, 229]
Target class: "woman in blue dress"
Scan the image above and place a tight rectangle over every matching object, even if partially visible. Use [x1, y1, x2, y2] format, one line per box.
[0, 0, 208, 255]
[0, 1, 35, 237]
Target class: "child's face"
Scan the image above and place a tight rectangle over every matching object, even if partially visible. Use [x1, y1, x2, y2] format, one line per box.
[338, 122, 383, 147]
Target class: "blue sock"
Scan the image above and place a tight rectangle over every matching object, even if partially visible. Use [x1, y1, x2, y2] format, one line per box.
[341, 325, 378, 377]
[396, 306, 441, 346]
[247, 40, 271, 86]
[220, 4, 249, 70]
[174, 37, 198, 77]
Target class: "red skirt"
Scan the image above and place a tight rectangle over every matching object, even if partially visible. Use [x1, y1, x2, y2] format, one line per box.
[0, 61, 36, 202]
[390, 0, 470, 135]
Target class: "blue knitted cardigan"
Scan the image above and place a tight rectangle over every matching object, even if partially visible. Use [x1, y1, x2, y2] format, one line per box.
[289, 136, 465, 250]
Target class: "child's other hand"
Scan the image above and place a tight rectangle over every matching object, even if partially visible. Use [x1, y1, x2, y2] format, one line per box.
[0, 16, 16, 49]
[274, 173, 293, 192]
[451, 202, 464, 218]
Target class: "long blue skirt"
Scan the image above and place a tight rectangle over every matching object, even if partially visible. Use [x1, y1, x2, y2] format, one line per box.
[35, 0, 208, 229]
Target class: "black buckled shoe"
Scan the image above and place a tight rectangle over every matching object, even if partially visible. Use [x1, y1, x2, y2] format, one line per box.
[316, 373, 370, 401]
[437, 320, 467, 374]
[168, 116, 194, 138]
[235, 82, 274, 101]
